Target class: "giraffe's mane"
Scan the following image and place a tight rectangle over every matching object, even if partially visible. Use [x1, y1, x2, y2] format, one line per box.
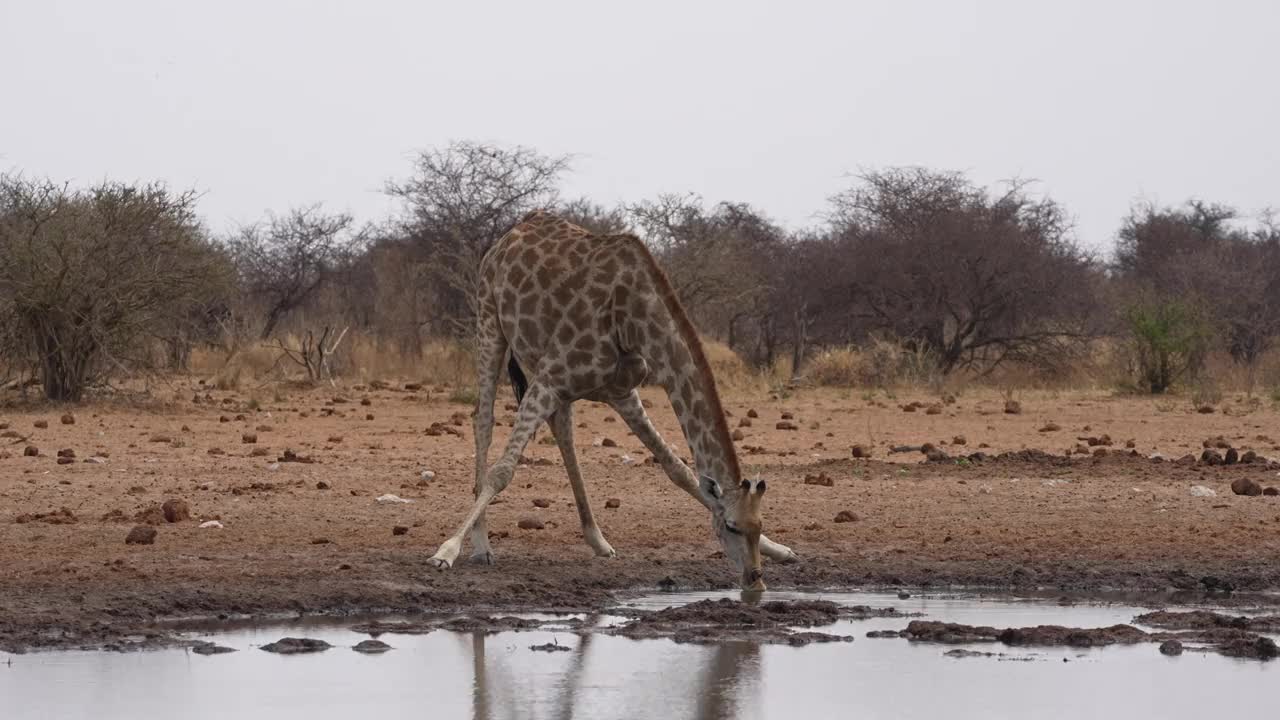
[614, 232, 743, 484]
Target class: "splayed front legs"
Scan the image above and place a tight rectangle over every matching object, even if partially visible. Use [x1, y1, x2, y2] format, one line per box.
[609, 391, 799, 563]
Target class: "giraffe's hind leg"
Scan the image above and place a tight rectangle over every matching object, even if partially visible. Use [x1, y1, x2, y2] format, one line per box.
[609, 391, 799, 563]
[550, 404, 616, 558]
[466, 312, 508, 565]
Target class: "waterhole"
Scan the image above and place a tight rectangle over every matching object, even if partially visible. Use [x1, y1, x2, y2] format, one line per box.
[3, 590, 1276, 719]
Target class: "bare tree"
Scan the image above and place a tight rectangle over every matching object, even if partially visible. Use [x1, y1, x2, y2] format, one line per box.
[628, 195, 783, 345]
[0, 175, 231, 400]
[556, 197, 631, 235]
[386, 141, 569, 336]
[1114, 201, 1280, 374]
[825, 168, 1101, 374]
[229, 206, 363, 339]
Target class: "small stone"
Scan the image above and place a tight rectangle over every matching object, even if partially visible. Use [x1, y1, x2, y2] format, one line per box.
[311, 537, 331, 544]
[192, 644, 237, 655]
[1003, 400, 1022, 415]
[1038, 422, 1061, 432]
[260, 638, 331, 654]
[1159, 640, 1184, 656]
[149, 433, 172, 443]
[353, 639, 393, 654]
[738, 418, 752, 428]
[34, 420, 48, 429]
[925, 404, 943, 415]
[850, 445, 871, 458]
[60, 413, 76, 425]
[517, 517, 545, 530]
[392, 525, 409, 536]
[242, 433, 258, 444]
[897, 591, 911, 600]
[601, 437, 617, 447]
[747, 409, 759, 418]
[1201, 449, 1223, 466]
[23, 445, 39, 457]
[1224, 448, 1240, 465]
[161, 499, 191, 523]
[952, 435, 967, 446]
[804, 472, 834, 487]
[833, 510, 858, 523]
[199, 520, 224, 529]
[1189, 485, 1217, 497]
[775, 421, 798, 431]
[1231, 478, 1263, 496]
[605, 498, 621, 509]
[532, 498, 551, 508]
[328, 435, 343, 443]
[316, 481, 330, 490]
[125, 526, 157, 545]
[1264, 487, 1279, 496]
[731, 429, 745, 441]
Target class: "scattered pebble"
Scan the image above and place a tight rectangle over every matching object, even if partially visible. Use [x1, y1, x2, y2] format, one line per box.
[518, 517, 545, 530]
[353, 639, 392, 654]
[125, 526, 157, 545]
[260, 638, 331, 654]
[376, 494, 412, 504]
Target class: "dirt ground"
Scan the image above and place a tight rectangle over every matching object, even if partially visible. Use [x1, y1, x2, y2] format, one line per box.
[3, 381, 1280, 652]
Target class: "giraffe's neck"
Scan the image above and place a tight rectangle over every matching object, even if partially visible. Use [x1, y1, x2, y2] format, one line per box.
[648, 334, 741, 486]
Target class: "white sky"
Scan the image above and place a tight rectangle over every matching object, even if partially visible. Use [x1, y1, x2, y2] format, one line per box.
[2, 0, 1276, 252]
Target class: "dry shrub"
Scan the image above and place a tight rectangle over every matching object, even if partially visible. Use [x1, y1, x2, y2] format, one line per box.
[804, 348, 862, 386]
[702, 339, 769, 392]
[801, 337, 942, 391]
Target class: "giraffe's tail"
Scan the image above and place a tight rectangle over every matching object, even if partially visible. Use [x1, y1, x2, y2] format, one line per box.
[507, 354, 528, 405]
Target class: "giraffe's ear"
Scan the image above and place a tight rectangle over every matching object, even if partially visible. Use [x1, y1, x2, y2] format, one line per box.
[699, 475, 723, 504]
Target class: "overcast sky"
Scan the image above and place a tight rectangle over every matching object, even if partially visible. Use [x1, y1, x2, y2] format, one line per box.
[2, 0, 1276, 252]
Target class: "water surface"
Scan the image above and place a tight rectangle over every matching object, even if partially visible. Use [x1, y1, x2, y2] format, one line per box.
[3, 590, 1275, 719]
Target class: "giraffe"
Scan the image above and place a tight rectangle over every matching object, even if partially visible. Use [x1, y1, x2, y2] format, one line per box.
[428, 210, 798, 590]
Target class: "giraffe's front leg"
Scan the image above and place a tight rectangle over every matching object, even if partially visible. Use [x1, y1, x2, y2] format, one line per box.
[430, 383, 562, 570]
[760, 536, 799, 563]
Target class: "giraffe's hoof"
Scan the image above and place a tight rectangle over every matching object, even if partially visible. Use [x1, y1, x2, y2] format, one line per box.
[428, 557, 453, 570]
[778, 549, 800, 564]
[469, 550, 496, 566]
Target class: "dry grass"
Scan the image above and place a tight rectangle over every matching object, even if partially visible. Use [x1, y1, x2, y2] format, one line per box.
[189, 332, 476, 391]
[153, 332, 1280, 409]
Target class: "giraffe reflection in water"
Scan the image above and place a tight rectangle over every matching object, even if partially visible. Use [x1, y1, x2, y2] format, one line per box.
[465, 617, 761, 720]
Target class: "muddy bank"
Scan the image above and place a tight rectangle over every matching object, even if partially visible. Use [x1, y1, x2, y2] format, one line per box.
[4, 554, 1280, 653]
[600, 598, 904, 645]
[900, 615, 1280, 661]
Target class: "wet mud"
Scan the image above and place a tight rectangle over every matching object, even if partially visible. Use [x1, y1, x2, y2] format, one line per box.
[900, 614, 1280, 661]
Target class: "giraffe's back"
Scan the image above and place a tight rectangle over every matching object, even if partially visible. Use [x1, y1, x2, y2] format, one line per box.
[480, 213, 665, 399]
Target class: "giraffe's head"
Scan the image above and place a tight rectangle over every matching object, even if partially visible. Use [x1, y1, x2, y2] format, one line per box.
[700, 474, 767, 591]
